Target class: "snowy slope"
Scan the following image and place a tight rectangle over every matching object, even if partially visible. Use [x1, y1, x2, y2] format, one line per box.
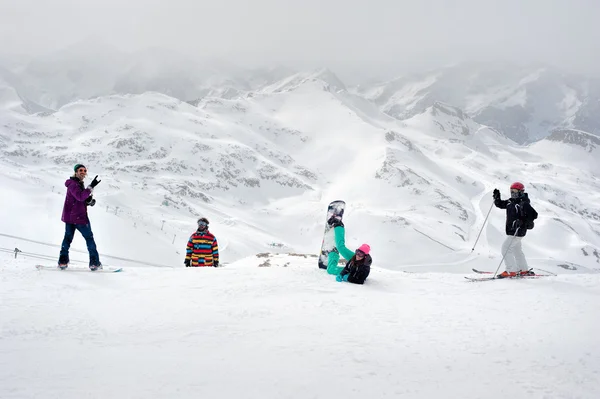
[1, 254, 599, 399]
[0, 92, 321, 263]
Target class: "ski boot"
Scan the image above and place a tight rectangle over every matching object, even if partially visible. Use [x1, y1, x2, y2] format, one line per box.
[89, 264, 103, 272]
[327, 215, 344, 228]
[497, 271, 517, 279]
[519, 269, 535, 276]
[58, 256, 69, 270]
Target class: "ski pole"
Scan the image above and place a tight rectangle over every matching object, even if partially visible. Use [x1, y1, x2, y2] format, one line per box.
[471, 201, 494, 252]
[493, 228, 519, 278]
[533, 268, 558, 277]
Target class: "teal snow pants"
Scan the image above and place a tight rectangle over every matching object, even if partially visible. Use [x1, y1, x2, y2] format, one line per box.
[327, 226, 355, 275]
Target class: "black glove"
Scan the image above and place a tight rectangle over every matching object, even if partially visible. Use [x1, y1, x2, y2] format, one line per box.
[86, 197, 96, 207]
[90, 175, 101, 188]
[213, 260, 219, 268]
[184, 259, 191, 267]
[493, 188, 500, 200]
[328, 216, 344, 228]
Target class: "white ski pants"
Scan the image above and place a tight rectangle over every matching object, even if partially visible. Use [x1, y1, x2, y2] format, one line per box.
[501, 236, 528, 272]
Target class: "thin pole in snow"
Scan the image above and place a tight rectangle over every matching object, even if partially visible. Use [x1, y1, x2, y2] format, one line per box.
[472, 202, 494, 252]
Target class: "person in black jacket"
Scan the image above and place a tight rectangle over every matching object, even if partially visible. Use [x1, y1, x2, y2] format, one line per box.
[336, 244, 372, 284]
[493, 182, 538, 278]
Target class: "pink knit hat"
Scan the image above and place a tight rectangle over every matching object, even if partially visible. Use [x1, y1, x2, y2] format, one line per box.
[356, 244, 370, 255]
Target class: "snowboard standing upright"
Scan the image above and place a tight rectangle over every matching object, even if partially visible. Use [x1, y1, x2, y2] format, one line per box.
[318, 200, 346, 269]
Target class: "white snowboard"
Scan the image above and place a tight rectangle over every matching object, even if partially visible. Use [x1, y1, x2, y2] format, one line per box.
[35, 265, 123, 273]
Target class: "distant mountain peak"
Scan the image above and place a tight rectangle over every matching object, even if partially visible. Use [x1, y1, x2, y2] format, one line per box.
[408, 101, 477, 137]
[546, 128, 600, 152]
[430, 101, 467, 121]
[261, 68, 347, 94]
[311, 68, 347, 91]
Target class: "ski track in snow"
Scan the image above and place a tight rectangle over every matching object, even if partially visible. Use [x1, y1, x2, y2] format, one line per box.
[1, 256, 599, 399]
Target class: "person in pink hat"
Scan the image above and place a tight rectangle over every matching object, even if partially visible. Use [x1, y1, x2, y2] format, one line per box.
[335, 243, 372, 284]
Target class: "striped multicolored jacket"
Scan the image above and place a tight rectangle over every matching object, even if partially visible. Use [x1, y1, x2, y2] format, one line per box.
[185, 229, 219, 267]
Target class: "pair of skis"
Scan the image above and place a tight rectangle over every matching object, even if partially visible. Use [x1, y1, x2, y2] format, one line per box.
[465, 268, 556, 282]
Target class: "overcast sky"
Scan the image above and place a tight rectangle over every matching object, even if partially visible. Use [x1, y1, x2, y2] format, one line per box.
[0, 0, 598, 77]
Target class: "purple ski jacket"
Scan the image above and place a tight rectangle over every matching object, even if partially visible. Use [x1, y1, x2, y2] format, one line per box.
[61, 177, 93, 225]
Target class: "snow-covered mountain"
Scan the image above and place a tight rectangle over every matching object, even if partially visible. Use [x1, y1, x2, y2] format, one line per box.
[4, 43, 600, 146]
[355, 63, 600, 144]
[1, 69, 599, 270]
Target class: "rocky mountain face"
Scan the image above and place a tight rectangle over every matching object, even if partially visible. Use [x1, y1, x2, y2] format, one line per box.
[546, 129, 600, 151]
[355, 63, 600, 144]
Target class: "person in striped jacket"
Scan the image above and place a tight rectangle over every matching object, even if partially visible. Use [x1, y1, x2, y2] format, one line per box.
[185, 218, 219, 267]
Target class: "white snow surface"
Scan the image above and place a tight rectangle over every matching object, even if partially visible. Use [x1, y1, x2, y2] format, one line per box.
[1, 254, 600, 399]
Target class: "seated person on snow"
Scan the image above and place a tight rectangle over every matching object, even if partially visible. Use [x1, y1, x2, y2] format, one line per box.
[327, 216, 372, 284]
[184, 217, 220, 267]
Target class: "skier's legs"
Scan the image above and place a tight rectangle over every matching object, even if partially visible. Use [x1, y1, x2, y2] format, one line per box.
[76, 223, 100, 266]
[501, 236, 518, 273]
[59, 223, 76, 264]
[327, 250, 343, 275]
[333, 226, 355, 261]
[512, 237, 528, 271]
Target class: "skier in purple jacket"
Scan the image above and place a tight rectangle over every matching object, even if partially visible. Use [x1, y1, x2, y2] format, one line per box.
[58, 164, 102, 270]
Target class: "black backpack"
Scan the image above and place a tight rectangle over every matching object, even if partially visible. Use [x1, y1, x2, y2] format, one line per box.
[526, 205, 538, 229]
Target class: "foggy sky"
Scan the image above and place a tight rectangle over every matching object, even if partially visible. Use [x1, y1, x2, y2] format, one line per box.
[1, 0, 598, 77]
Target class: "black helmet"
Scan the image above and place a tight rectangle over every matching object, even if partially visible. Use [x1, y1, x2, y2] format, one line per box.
[197, 217, 209, 226]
